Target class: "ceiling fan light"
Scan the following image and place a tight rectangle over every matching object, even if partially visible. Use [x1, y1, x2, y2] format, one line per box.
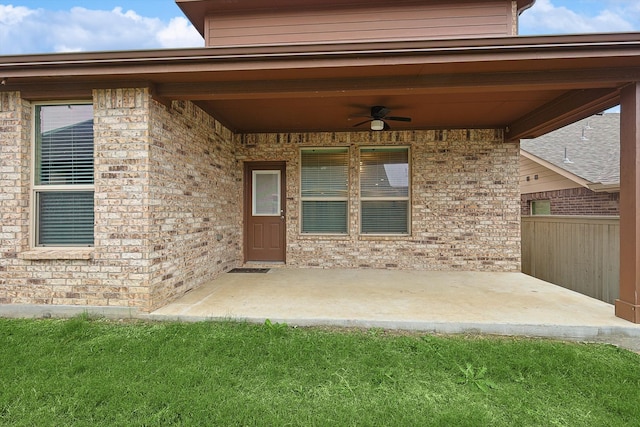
[371, 119, 384, 131]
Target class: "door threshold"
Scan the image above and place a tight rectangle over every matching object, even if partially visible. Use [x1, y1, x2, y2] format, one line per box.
[244, 261, 286, 267]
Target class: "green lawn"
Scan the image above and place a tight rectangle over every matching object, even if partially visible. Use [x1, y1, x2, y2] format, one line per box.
[1, 317, 639, 426]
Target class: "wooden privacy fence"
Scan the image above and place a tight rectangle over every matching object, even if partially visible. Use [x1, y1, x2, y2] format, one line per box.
[521, 216, 619, 304]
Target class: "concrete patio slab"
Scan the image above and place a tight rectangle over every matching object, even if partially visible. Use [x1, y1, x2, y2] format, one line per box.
[148, 269, 640, 350]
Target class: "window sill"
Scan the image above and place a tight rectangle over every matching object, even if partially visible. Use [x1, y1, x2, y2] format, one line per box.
[19, 248, 94, 261]
[359, 234, 412, 241]
[298, 234, 351, 240]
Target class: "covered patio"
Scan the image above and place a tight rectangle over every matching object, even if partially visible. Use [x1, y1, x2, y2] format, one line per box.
[2, 4, 640, 323]
[149, 268, 640, 351]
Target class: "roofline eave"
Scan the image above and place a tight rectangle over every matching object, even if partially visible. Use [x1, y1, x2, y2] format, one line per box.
[1, 32, 640, 80]
[520, 149, 594, 189]
[588, 182, 620, 193]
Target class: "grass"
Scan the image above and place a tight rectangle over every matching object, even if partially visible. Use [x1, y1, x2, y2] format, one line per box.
[0, 317, 639, 426]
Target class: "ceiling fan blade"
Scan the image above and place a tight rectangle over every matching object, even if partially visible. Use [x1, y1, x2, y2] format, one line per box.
[371, 106, 390, 118]
[352, 120, 371, 127]
[383, 121, 391, 131]
[386, 116, 412, 122]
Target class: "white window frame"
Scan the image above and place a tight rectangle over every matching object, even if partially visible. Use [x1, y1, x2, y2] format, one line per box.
[359, 146, 411, 236]
[299, 147, 350, 235]
[252, 170, 282, 216]
[31, 101, 95, 248]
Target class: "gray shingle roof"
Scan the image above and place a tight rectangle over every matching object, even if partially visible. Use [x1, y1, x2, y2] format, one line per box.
[520, 113, 619, 185]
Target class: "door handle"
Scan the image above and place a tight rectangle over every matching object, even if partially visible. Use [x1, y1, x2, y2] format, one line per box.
[280, 209, 285, 220]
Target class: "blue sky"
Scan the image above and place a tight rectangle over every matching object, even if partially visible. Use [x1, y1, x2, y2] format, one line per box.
[0, 0, 639, 54]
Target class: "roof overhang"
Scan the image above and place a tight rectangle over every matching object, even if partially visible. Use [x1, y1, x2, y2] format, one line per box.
[517, 0, 536, 14]
[588, 182, 621, 193]
[1, 32, 639, 136]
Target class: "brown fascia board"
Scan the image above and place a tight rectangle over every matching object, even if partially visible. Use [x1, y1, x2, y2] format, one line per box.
[175, 0, 208, 35]
[2, 32, 640, 81]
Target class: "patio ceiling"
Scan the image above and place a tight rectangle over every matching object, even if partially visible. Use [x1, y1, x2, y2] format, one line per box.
[2, 33, 640, 139]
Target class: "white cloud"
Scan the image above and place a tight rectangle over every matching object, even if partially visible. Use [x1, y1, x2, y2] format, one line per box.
[0, 4, 34, 24]
[156, 16, 202, 49]
[520, 0, 638, 35]
[0, 5, 203, 55]
[0, 5, 35, 51]
[2, 1, 638, 54]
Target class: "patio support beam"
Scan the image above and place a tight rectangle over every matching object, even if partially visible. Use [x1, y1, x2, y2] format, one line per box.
[616, 82, 640, 324]
[505, 88, 620, 141]
[154, 69, 639, 101]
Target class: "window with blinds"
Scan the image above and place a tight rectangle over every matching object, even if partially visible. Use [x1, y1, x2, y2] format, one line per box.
[33, 104, 94, 246]
[300, 148, 349, 234]
[360, 147, 409, 234]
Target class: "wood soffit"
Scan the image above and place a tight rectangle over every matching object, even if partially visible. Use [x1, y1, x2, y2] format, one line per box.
[1, 33, 640, 136]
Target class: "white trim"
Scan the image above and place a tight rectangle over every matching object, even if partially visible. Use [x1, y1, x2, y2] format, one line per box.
[299, 147, 350, 235]
[252, 170, 281, 216]
[359, 145, 411, 236]
[361, 196, 410, 202]
[30, 101, 95, 248]
[301, 196, 349, 202]
[587, 182, 620, 193]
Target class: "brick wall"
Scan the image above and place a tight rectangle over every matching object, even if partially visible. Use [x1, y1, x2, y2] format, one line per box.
[147, 99, 241, 309]
[239, 129, 521, 271]
[92, 88, 153, 307]
[0, 92, 32, 303]
[0, 90, 240, 311]
[0, 89, 158, 308]
[521, 187, 620, 216]
[1, 88, 521, 311]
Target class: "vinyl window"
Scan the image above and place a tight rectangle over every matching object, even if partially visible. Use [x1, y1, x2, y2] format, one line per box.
[360, 147, 410, 234]
[33, 103, 94, 246]
[300, 148, 349, 234]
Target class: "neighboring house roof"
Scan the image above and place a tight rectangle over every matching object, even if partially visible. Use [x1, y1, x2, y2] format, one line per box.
[521, 113, 620, 192]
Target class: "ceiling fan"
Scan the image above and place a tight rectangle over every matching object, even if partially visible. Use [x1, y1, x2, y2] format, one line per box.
[352, 105, 412, 131]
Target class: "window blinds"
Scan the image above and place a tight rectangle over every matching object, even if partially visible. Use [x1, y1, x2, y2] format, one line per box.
[360, 147, 409, 234]
[37, 192, 95, 246]
[35, 104, 94, 246]
[301, 148, 349, 233]
[301, 148, 349, 198]
[36, 105, 94, 185]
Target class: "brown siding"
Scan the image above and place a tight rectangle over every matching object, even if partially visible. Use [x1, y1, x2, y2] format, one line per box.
[204, 1, 512, 47]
